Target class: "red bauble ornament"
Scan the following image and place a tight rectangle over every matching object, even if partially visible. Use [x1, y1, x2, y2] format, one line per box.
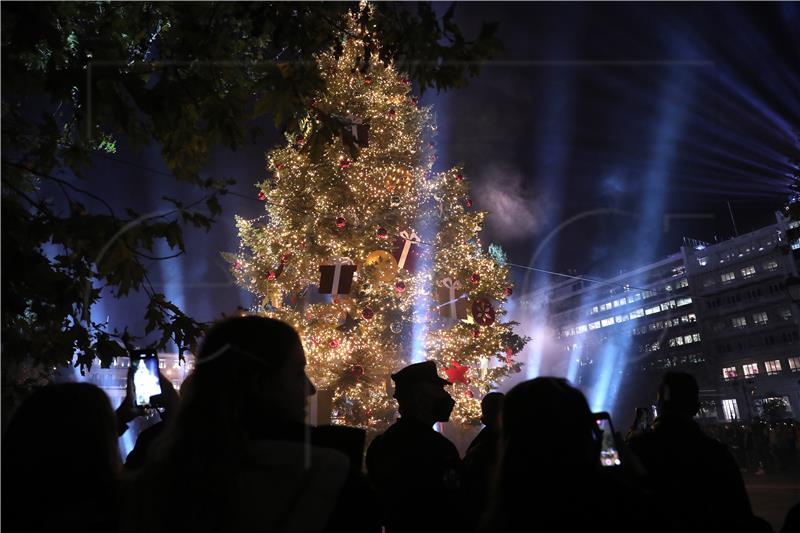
[472, 298, 496, 326]
[295, 135, 305, 145]
[387, 109, 396, 118]
[275, 163, 285, 170]
[465, 390, 474, 399]
[465, 198, 473, 208]
[506, 346, 514, 357]
[470, 273, 481, 284]
[281, 253, 292, 263]
[267, 270, 277, 281]
[402, 78, 411, 86]
[351, 365, 365, 378]
[504, 287, 513, 297]
[329, 339, 340, 349]
[395, 281, 406, 293]
[473, 328, 480, 338]
[409, 96, 418, 106]
[335, 217, 347, 228]
[362, 307, 374, 320]
[455, 173, 463, 181]
[364, 76, 373, 85]
[234, 260, 242, 270]
[340, 158, 351, 169]
[258, 191, 267, 201]
[377, 226, 388, 239]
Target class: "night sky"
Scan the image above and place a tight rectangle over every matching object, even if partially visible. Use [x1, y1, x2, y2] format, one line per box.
[82, 2, 799, 342]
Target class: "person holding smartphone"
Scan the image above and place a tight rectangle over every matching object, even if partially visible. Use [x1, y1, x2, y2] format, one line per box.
[627, 372, 755, 533]
[115, 357, 180, 470]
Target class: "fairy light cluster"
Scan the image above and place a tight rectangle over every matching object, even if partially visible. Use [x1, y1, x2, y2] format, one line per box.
[230, 6, 527, 429]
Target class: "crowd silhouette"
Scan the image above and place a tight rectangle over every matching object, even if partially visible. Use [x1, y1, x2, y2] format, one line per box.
[2, 316, 798, 533]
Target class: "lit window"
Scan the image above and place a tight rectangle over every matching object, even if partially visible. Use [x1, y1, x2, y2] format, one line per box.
[697, 256, 708, 266]
[676, 279, 689, 289]
[722, 366, 737, 380]
[588, 321, 601, 330]
[742, 363, 759, 377]
[765, 360, 782, 375]
[731, 316, 747, 329]
[740, 266, 756, 279]
[762, 260, 779, 272]
[645, 305, 661, 316]
[629, 308, 644, 320]
[752, 312, 768, 326]
[692, 333, 701, 343]
[676, 297, 692, 307]
[591, 306, 599, 314]
[601, 318, 614, 328]
[722, 399, 740, 420]
[788, 357, 800, 372]
[720, 272, 736, 283]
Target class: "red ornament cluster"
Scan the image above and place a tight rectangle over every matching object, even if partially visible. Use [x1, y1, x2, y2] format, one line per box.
[258, 191, 267, 201]
[455, 173, 463, 181]
[362, 307, 375, 320]
[267, 270, 277, 281]
[377, 226, 388, 239]
[335, 217, 347, 228]
[340, 158, 351, 169]
[395, 281, 406, 293]
[329, 339, 340, 349]
[465, 198, 473, 208]
[470, 273, 481, 284]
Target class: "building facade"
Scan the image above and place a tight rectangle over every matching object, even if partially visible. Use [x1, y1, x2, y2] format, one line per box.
[536, 212, 799, 424]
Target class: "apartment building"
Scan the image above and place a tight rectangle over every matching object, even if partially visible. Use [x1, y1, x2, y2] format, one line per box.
[537, 212, 799, 423]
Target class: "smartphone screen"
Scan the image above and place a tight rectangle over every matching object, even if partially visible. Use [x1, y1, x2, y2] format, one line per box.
[130, 351, 162, 408]
[594, 412, 622, 467]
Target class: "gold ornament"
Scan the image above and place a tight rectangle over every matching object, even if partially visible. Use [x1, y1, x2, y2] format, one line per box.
[363, 250, 398, 283]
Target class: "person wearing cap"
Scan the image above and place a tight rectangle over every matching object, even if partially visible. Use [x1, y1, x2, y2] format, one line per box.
[365, 360, 463, 533]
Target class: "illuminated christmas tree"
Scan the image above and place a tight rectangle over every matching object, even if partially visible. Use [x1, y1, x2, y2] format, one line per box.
[230, 7, 527, 429]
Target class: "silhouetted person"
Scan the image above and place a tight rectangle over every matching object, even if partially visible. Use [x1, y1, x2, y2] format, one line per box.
[121, 316, 352, 533]
[463, 392, 504, 529]
[2, 383, 121, 533]
[366, 361, 462, 533]
[628, 372, 755, 533]
[480, 377, 652, 533]
[466, 391, 504, 452]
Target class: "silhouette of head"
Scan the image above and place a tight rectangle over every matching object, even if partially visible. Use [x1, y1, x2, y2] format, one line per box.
[392, 361, 454, 425]
[192, 315, 315, 425]
[501, 378, 599, 478]
[2, 383, 119, 528]
[657, 372, 699, 418]
[480, 392, 504, 428]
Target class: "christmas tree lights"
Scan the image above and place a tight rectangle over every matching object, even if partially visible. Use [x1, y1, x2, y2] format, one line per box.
[230, 5, 527, 429]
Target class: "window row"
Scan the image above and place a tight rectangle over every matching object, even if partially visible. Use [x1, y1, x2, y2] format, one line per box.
[632, 313, 697, 336]
[705, 282, 790, 309]
[716, 330, 800, 353]
[561, 297, 694, 338]
[722, 356, 800, 380]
